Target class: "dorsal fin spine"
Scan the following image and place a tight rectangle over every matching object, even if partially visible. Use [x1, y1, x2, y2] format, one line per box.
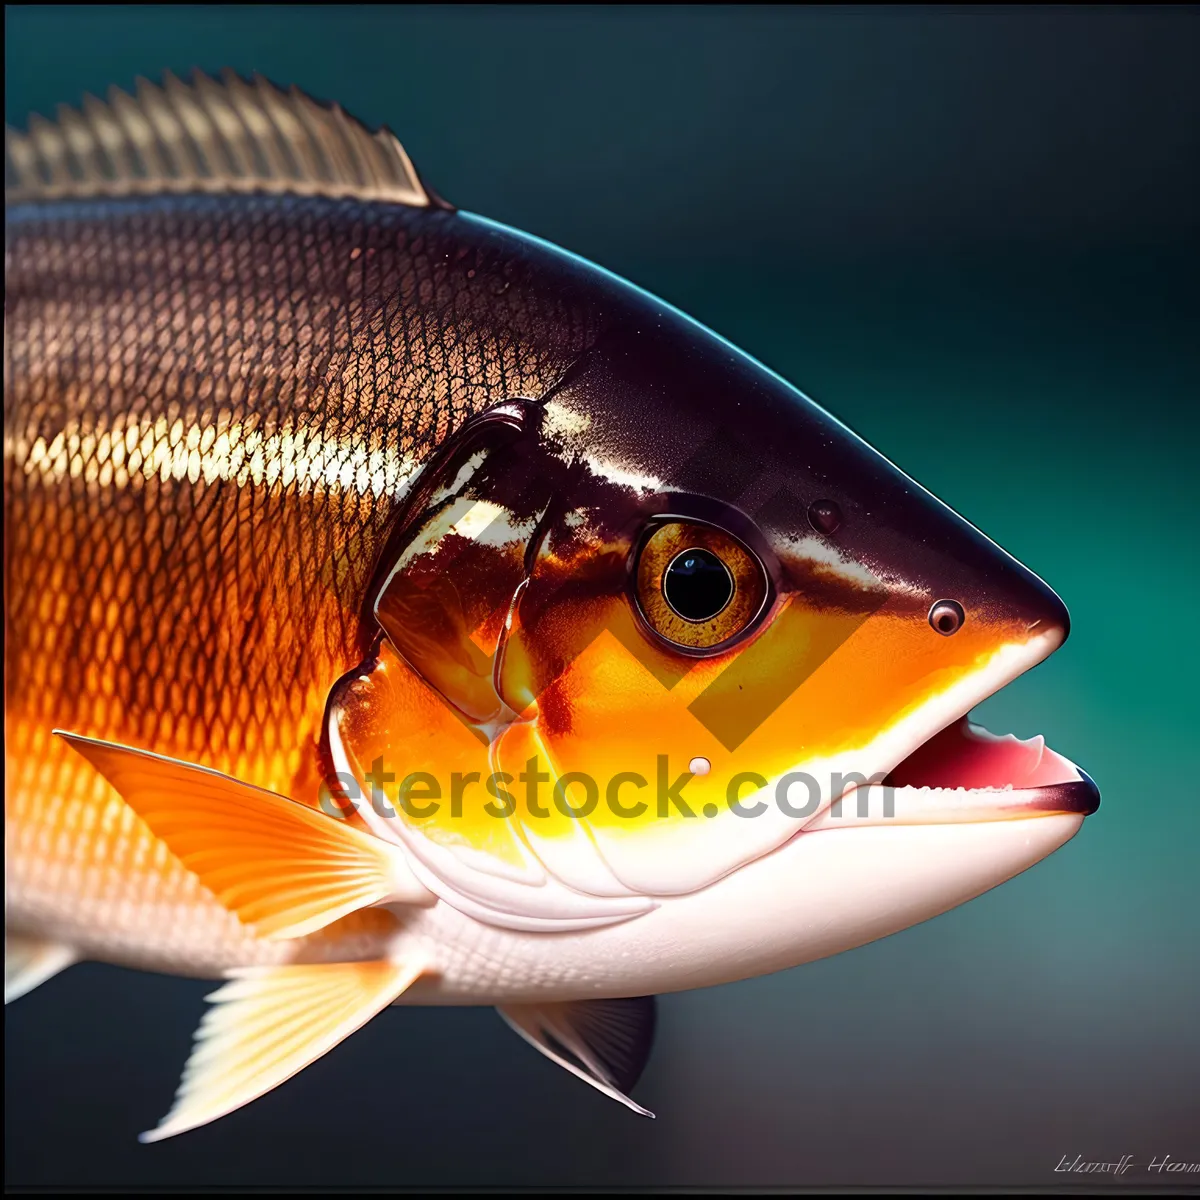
[5, 69, 445, 210]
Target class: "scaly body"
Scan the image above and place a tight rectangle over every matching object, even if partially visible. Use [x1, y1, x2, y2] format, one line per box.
[4, 192, 593, 977]
[4, 73, 1097, 1138]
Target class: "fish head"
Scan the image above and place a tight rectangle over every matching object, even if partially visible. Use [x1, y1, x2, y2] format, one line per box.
[331, 235, 1096, 965]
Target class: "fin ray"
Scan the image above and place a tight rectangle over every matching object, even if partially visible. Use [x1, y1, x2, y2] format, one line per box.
[6, 69, 437, 208]
[57, 730, 431, 940]
[5, 935, 77, 1003]
[498, 996, 657, 1117]
[142, 959, 425, 1142]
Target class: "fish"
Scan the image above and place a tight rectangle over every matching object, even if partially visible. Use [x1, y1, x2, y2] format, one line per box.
[3, 70, 1099, 1141]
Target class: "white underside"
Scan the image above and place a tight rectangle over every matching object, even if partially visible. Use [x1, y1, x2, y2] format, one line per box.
[389, 810, 1085, 1004]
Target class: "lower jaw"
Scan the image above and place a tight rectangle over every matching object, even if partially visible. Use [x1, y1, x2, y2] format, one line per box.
[803, 775, 1099, 831]
[701, 809, 1086, 984]
[716, 811, 1085, 988]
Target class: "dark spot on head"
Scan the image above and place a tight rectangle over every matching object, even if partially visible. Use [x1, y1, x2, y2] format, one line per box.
[929, 598, 965, 636]
[808, 499, 842, 536]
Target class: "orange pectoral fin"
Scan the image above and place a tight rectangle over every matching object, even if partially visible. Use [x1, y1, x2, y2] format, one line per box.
[56, 731, 431, 940]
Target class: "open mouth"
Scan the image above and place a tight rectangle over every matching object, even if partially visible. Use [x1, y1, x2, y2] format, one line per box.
[806, 716, 1100, 830]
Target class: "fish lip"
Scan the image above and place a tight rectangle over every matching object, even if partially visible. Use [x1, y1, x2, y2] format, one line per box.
[1047, 768, 1101, 816]
[803, 761, 1100, 832]
[935, 770, 1101, 820]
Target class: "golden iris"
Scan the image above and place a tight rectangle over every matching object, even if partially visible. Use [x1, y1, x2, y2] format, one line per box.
[634, 521, 768, 650]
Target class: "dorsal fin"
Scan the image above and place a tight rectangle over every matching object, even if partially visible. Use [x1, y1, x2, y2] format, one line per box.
[5, 70, 443, 209]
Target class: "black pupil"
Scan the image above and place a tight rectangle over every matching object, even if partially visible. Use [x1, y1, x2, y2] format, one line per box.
[663, 548, 734, 622]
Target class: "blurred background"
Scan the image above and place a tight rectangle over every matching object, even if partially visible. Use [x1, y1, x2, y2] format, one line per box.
[5, 4, 1198, 1190]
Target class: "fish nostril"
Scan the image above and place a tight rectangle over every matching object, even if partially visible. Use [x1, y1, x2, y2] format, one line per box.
[929, 599, 965, 636]
[807, 499, 842, 535]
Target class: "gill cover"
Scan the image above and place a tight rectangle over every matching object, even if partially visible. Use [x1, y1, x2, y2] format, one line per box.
[328, 399, 656, 931]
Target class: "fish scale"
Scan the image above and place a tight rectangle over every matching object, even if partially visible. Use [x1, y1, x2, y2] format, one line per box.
[5, 192, 599, 969]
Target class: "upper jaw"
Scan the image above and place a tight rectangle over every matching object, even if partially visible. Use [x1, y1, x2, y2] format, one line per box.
[805, 715, 1100, 831]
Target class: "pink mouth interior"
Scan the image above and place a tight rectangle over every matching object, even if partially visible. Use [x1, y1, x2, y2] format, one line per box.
[885, 716, 1082, 791]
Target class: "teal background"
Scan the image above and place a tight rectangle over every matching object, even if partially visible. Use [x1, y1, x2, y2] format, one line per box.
[5, 5, 1198, 1190]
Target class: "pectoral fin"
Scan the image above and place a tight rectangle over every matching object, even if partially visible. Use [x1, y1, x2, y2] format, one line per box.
[57, 731, 432, 940]
[142, 958, 426, 1142]
[498, 996, 657, 1117]
[5, 934, 76, 1003]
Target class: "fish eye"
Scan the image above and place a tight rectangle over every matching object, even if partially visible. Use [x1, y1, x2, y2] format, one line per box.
[634, 521, 768, 651]
[929, 598, 965, 636]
